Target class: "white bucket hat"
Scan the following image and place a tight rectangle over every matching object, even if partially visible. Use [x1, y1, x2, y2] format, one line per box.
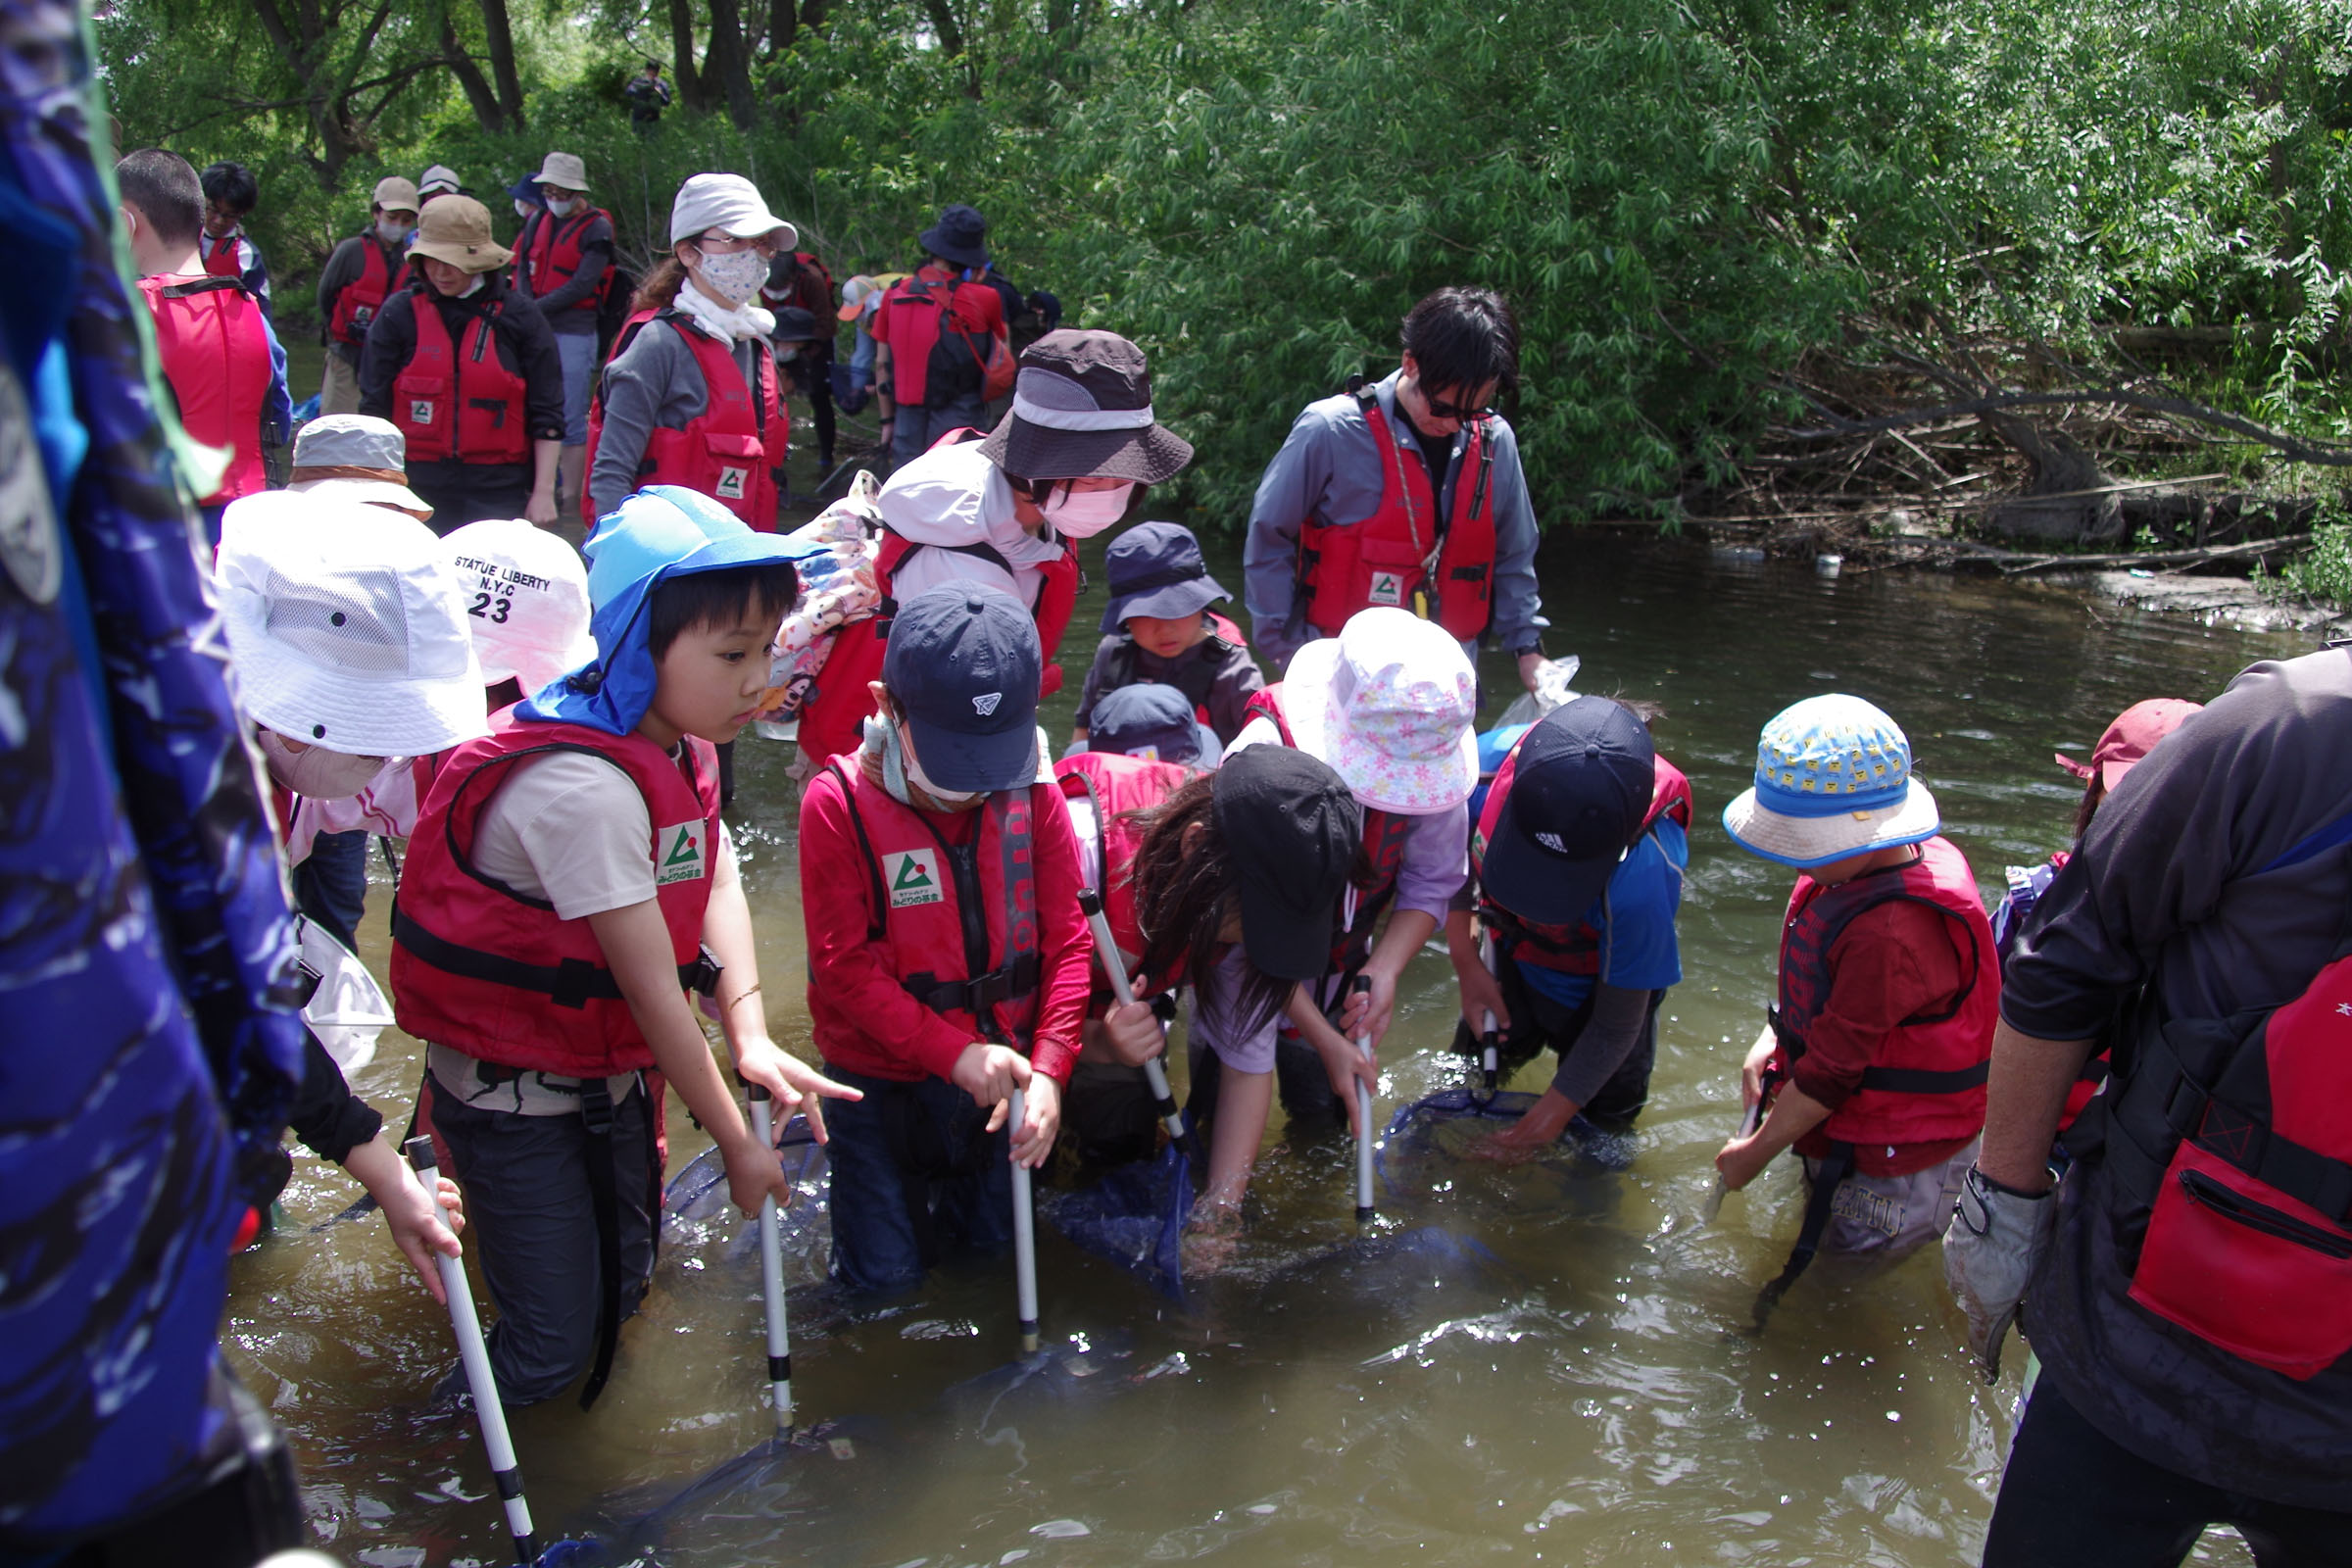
[1720, 693, 1942, 869]
[533, 151, 588, 192]
[669, 172, 797, 248]
[1282, 608, 1478, 814]
[440, 517, 596, 697]
[216, 490, 488, 757]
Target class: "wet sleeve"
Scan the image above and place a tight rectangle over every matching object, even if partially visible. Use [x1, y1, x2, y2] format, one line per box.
[798, 769, 979, 1079]
[1392, 803, 1471, 923]
[1788, 901, 1967, 1110]
[1027, 788, 1092, 1086]
[356, 292, 413, 418]
[1482, 419, 1546, 655]
[1549, 983, 1656, 1108]
[285, 1028, 383, 1166]
[1205, 640, 1268, 744]
[1243, 407, 1339, 663]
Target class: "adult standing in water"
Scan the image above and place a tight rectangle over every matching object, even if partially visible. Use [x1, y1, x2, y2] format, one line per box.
[359, 194, 563, 532]
[1948, 651, 2352, 1563]
[317, 174, 417, 416]
[1243, 285, 1547, 691]
[586, 172, 795, 528]
[514, 150, 613, 514]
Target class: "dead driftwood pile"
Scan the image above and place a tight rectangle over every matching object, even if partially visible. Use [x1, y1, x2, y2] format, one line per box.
[1679, 345, 2352, 578]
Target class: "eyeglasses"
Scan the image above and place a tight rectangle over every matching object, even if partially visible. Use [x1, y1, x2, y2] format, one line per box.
[695, 230, 781, 258]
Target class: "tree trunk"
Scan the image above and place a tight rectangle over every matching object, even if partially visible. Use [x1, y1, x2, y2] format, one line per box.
[767, 0, 797, 58]
[668, 0, 709, 111]
[800, 0, 828, 35]
[477, 0, 528, 132]
[1980, 410, 2125, 544]
[440, 11, 511, 134]
[704, 0, 760, 130]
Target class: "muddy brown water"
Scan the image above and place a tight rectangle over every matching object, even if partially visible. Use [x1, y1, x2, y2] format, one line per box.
[228, 511, 2309, 1567]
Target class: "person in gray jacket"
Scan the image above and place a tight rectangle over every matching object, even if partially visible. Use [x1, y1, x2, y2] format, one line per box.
[514, 150, 614, 513]
[1243, 286, 1546, 692]
[1947, 646, 2352, 1565]
[587, 173, 795, 526]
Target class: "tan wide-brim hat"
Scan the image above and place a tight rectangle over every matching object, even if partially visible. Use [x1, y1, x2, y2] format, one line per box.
[371, 175, 420, 214]
[409, 194, 512, 272]
[535, 151, 589, 192]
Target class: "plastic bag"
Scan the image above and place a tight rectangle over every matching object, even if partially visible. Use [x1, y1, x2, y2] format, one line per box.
[1493, 654, 1582, 729]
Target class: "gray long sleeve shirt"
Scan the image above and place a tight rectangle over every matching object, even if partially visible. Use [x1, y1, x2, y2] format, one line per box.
[1243, 370, 1544, 667]
[588, 314, 772, 516]
[317, 232, 407, 366]
[2004, 645, 2352, 1511]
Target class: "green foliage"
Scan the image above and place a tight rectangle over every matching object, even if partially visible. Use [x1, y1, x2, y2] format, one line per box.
[91, 0, 2352, 526]
[2257, 507, 2352, 605]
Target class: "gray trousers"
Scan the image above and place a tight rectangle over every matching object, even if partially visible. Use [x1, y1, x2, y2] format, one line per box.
[432, 1084, 660, 1406]
[892, 391, 986, 467]
[318, 351, 361, 416]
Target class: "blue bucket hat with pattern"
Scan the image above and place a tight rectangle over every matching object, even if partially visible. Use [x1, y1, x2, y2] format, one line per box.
[1720, 694, 1940, 869]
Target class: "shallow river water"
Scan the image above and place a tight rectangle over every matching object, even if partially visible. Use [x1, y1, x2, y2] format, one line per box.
[229, 525, 2312, 1567]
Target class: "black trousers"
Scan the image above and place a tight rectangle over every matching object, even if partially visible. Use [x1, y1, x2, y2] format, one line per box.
[1984, 1374, 2352, 1567]
[407, 460, 532, 536]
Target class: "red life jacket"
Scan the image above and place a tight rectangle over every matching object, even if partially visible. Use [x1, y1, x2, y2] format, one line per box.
[393, 291, 533, 466]
[1054, 751, 1187, 1001]
[582, 309, 783, 529]
[201, 232, 245, 282]
[1471, 748, 1693, 976]
[2084, 876, 2352, 1379]
[795, 435, 1081, 763]
[1298, 389, 1499, 642]
[810, 760, 1043, 1068]
[137, 274, 271, 505]
[389, 714, 724, 1077]
[877, 268, 998, 408]
[519, 207, 612, 316]
[1242, 683, 1411, 974]
[1765, 835, 1997, 1150]
[328, 233, 398, 348]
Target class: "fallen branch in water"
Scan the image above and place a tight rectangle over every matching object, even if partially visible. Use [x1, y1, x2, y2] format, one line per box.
[1989, 534, 2305, 576]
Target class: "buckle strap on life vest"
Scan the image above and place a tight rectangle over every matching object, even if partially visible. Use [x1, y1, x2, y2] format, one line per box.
[902, 952, 1045, 1018]
[391, 905, 720, 1007]
[1857, 1059, 1990, 1095]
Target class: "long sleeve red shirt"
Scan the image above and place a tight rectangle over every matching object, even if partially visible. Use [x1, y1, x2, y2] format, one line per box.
[800, 760, 1089, 1086]
[1789, 898, 1976, 1176]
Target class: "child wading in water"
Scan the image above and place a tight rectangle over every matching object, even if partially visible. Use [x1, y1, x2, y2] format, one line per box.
[798, 585, 1095, 1297]
[1715, 695, 1998, 1306]
[1071, 520, 1263, 750]
[391, 486, 855, 1407]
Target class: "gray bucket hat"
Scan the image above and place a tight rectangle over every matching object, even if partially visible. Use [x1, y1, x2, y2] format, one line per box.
[976, 329, 1194, 485]
[286, 415, 430, 517]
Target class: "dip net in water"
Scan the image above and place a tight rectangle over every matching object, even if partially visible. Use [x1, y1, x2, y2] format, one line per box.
[1377, 1089, 1635, 1211]
[1038, 1140, 1195, 1306]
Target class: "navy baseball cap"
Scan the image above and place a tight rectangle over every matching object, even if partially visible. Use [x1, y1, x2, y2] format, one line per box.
[1481, 696, 1656, 926]
[1087, 683, 1221, 768]
[884, 585, 1042, 793]
[1100, 520, 1230, 632]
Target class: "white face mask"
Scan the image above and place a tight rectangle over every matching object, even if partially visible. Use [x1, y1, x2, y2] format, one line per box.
[693, 246, 769, 308]
[514, 199, 536, 220]
[546, 196, 580, 219]
[867, 714, 981, 805]
[256, 729, 388, 800]
[375, 218, 409, 246]
[1039, 481, 1135, 538]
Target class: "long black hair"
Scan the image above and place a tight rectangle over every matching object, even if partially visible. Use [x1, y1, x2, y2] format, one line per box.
[1130, 773, 1295, 1041]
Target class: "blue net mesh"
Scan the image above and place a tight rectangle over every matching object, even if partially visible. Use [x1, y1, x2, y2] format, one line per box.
[1377, 1089, 1635, 1206]
[662, 1114, 833, 1274]
[1038, 1141, 1195, 1306]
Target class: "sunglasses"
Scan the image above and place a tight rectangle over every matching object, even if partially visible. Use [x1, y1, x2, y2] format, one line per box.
[1420, 387, 1493, 421]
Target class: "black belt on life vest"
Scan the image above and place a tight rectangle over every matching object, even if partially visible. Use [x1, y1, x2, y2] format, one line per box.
[391, 904, 723, 1006]
[1753, 1139, 1855, 1327]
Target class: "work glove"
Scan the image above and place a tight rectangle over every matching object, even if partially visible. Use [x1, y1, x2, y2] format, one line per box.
[1941, 1164, 2058, 1384]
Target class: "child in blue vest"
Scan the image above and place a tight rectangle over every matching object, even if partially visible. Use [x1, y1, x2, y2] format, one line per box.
[1715, 695, 1998, 1297]
[390, 486, 856, 1407]
[1072, 521, 1264, 749]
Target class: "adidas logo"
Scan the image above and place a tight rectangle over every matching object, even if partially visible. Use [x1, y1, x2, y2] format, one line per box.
[1535, 832, 1567, 852]
[973, 692, 1002, 715]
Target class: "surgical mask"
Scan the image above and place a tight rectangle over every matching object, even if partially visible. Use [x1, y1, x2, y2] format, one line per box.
[546, 196, 580, 219]
[693, 247, 770, 308]
[375, 219, 409, 246]
[514, 199, 536, 220]
[256, 729, 388, 800]
[865, 714, 979, 806]
[1039, 481, 1135, 538]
